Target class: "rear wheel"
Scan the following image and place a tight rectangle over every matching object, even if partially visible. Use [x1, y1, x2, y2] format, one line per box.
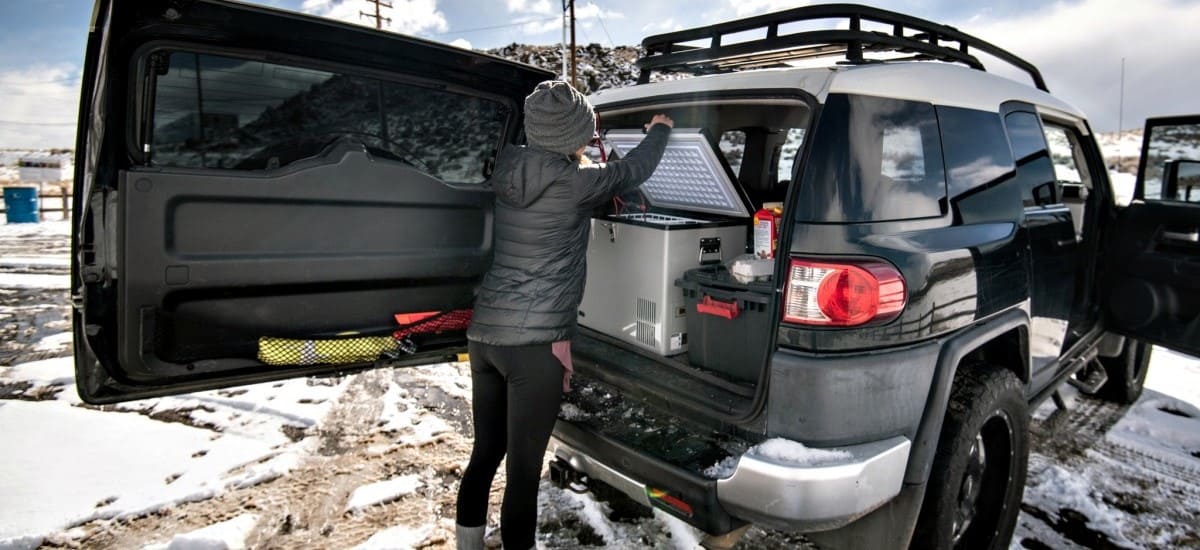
[912, 367, 1029, 550]
[1097, 339, 1152, 404]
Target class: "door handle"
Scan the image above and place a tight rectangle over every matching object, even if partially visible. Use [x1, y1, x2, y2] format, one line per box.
[1161, 230, 1199, 243]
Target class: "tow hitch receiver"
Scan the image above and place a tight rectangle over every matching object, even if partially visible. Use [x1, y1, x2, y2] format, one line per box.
[549, 458, 591, 494]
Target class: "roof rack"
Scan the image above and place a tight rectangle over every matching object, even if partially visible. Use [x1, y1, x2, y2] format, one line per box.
[636, 3, 1048, 92]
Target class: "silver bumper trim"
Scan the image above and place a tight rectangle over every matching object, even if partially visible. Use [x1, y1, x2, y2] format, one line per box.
[716, 436, 912, 531]
[550, 437, 651, 508]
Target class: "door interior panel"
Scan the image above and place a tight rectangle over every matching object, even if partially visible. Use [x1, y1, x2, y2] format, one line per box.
[1104, 200, 1200, 357]
[117, 146, 493, 382]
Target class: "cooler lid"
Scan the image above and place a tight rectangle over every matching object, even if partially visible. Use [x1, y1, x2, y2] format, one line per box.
[606, 129, 751, 218]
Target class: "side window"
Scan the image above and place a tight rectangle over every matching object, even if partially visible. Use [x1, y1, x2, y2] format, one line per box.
[1003, 111, 1058, 207]
[794, 94, 945, 222]
[719, 130, 746, 177]
[1042, 125, 1085, 185]
[148, 51, 509, 183]
[936, 106, 1016, 197]
[776, 127, 805, 183]
[1138, 121, 1200, 204]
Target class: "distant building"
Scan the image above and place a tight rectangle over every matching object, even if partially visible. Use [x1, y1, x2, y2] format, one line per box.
[18, 152, 73, 183]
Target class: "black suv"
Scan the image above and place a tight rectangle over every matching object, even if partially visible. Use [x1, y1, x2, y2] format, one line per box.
[72, 2, 1200, 549]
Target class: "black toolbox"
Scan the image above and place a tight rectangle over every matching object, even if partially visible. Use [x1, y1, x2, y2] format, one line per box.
[675, 265, 773, 383]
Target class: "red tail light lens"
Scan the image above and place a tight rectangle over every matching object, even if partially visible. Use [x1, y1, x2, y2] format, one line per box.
[783, 258, 906, 326]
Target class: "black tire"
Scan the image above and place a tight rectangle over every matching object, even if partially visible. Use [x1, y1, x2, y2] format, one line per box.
[911, 367, 1029, 550]
[1097, 339, 1152, 404]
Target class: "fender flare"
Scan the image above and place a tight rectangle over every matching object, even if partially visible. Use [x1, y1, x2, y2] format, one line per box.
[904, 307, 1031, 484]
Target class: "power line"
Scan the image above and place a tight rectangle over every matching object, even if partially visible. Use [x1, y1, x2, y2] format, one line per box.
[0, 120, 76, 126]
[591, 1, 617, 48]
[0, 77, 79, 86]
[429, 16, 560, 36]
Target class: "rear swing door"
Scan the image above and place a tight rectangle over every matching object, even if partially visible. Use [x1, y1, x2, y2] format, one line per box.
[72, 0, 551, 403]
[1101, 115, 1200, 357]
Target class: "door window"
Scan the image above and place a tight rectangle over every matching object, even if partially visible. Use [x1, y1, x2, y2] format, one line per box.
[1043, 125, 1086, 185]
[148, 51, 510, 183]
[1003, 111, 1058, 207]
[1137, 121, 1200, 204]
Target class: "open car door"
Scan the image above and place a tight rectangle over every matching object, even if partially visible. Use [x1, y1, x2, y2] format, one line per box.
[71, 0, 552, 403]
[1102, 115, 1200, 357]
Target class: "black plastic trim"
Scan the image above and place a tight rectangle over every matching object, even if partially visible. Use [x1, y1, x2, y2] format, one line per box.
[904, 307, 1029, 484]
[765, 340, 940, 446]
[553, 420, 745, 535]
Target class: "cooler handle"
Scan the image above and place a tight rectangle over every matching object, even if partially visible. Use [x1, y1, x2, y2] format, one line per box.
[697, 295, 740, 319]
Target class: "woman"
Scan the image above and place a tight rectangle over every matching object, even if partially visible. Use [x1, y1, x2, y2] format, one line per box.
[457, 80, 673, 550]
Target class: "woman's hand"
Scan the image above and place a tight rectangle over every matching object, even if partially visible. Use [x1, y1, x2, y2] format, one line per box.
[645, 114, 674, 130]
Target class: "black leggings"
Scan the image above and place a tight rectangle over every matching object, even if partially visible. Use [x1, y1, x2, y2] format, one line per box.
[456, 340, 564, 549]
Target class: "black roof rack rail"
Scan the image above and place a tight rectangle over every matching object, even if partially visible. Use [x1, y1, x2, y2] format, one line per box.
[637, 3, 1048, 92]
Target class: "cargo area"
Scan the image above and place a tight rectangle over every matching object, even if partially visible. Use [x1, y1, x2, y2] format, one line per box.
[573, 99, 810, 408]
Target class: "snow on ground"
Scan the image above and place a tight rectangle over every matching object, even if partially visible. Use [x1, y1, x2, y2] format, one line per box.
[0, 391, 272, 543]
[351, 523, 435, 550]
[1012, 347, 1200, 549]
[0, 273, 68, 289]
[0, 355, 347, 547]
[346, 475, 424, 513]
[0, 219, 69, 236]
[142, 513, 260, 550]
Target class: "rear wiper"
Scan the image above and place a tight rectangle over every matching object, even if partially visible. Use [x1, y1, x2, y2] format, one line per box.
[319, 130, 430, 173]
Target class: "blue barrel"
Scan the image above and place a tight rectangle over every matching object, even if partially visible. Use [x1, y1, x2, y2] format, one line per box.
[4, 186, 40, 223]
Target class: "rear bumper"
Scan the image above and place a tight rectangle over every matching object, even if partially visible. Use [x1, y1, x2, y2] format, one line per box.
[551, 420, 911, 533]
[716, 436, 911, 531]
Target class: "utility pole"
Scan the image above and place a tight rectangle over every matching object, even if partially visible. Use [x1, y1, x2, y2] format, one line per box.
[1117, 57, 1126, 169]
[361, 0, 392, 30]
[561, 1, 569, 81]
[570, 0, 578, 90]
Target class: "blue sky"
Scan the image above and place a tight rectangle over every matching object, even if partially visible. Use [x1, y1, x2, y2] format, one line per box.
[1, 0, 1199, 147]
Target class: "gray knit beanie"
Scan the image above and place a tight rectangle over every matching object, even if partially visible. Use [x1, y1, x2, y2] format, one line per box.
[523, 80, 596, 156]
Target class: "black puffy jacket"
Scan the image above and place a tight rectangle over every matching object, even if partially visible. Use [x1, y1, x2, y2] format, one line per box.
[467, 124, 671, 346]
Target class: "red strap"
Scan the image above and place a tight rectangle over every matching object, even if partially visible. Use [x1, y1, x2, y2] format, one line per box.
[394, 311, 440, 325]
[697, 296, 739, 319]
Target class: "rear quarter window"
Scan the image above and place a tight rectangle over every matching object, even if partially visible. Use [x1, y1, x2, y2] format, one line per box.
[936, 106, 1017, 197]
[794, 94, 946, 222]
[146, 51, 510, 183]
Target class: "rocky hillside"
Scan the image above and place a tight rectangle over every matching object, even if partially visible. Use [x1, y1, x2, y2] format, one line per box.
[485, 43, 678, 95]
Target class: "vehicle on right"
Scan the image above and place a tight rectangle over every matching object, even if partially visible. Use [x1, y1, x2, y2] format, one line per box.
[547, 6, 1200, 550]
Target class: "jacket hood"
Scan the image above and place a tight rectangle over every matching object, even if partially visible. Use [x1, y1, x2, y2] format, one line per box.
[490, 145, 569, 208]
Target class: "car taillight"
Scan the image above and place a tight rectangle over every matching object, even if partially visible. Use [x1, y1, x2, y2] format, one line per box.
[783, 258, 906, 326]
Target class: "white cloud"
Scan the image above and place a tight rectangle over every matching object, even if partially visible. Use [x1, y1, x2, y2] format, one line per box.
[573, 2, 623, 21]
[732, 0, 808, 17]
[300, 0, 448, 35]
[522, 17, 563, 35]
[0, 65, 80, 149]
[956, 0, 1200, 131]
[517, 2, 621, 36]
[506, 0, 555, 15]
[449, 38, 473, 50]
[508, 0, 624, 35]
[642, 18, 683, 33]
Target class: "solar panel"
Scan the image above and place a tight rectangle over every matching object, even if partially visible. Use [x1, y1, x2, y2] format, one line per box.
[605, 129, 750, 218]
